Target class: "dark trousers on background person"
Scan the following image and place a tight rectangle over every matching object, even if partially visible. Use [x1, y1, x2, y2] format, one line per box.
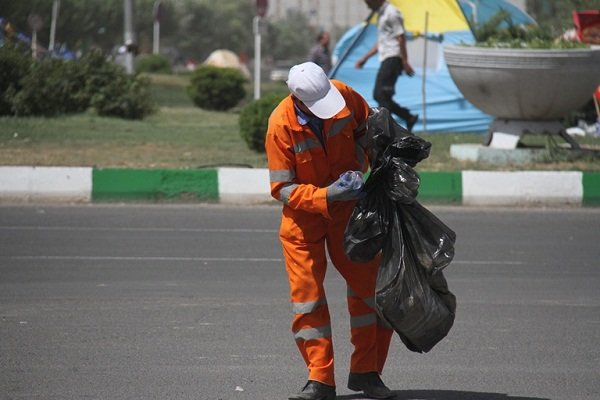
[373, 56, 413, 125]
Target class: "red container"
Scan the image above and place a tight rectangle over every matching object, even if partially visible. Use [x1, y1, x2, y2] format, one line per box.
[572, 10, 600, 44]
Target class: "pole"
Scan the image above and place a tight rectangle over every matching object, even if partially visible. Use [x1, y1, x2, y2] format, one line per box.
[31, 29, 37, 59]
[253, 16, 262, 100]
[328, 10, 375, 79]
[49, 0, 60, 53]
[124, 0, 135, 74]
[421, 12, 429, 134]
[153, 1, 161, 55]
[153, 20, 160, 54]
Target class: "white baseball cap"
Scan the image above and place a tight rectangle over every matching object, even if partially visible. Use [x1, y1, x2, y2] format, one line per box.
[287, 62, 345, 119]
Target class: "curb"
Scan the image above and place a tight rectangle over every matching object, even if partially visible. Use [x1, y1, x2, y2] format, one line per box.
[0, 166, 599, 207]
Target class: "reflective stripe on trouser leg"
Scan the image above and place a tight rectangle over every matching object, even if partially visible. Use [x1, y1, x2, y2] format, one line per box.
[347, 286, 377, 372]
[325, 201, 394, 374]
[282, 236, 336, 386]
[294, 322, 334, 385]
[347, 286, 393, 373]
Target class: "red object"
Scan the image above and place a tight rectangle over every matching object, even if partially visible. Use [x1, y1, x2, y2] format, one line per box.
[255, 0, 268, 17]
[595, 86, 600, 101]
[572, 10, 600, 44]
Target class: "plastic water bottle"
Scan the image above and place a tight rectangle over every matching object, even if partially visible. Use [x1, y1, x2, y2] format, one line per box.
[339, 171, 364, 190]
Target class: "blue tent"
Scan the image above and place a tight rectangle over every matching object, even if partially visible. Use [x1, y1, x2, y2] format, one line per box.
[331, 0, 536, 133]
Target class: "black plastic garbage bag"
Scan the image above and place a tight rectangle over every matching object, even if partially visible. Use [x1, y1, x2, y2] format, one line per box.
[365, 107, 431, 170]
[376, 205, 457, 353]
[343, 183, 389, 263]
[398, 202, 456, 275]
[344, 107, 456, 353]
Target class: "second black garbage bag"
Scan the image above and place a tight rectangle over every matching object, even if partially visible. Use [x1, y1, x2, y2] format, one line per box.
[344, 107, 457, 353]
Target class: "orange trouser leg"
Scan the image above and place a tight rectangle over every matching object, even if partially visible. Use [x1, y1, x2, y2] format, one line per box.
[282, 237, 336, 386]
[376, 321, 394, 374]
[326, 202, 394, 375]
[346, 287, 394, 373]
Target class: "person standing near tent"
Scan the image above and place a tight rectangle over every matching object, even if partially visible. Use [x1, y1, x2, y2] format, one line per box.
[308, 31, 333, 74]
[265, 61, 395, 400]
[355, 0, 419, 133]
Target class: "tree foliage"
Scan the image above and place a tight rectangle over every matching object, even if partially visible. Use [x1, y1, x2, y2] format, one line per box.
[1, 0, 315, 63]
[174, 0, 254, 62]
[264, 9, 313, 63]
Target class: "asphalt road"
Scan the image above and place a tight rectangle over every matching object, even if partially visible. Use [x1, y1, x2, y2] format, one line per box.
[1, 204, 599, 400]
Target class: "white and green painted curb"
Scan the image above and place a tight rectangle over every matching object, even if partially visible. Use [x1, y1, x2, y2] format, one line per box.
[1, 166, 599, 206]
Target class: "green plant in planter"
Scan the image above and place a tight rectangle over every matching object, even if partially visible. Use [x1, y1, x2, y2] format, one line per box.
[470, 9, 589, 49]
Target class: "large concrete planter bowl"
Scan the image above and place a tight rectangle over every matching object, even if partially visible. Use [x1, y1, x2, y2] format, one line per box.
[443, 45, 600, 120]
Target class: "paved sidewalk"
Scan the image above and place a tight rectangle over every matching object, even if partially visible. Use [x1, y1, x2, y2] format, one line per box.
[1, 166, 599, 206]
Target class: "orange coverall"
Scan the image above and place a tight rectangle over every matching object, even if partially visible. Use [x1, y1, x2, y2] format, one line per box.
[265, 80, 394, 386]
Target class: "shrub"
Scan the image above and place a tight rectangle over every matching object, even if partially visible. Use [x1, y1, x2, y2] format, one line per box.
[136, 54, 172, 74]
[79, 51, 125, 96]
[0, 46, 30, 116]
[187, 65, 246, 111]
[0, 48, 155, 119]
[9, 57, 90, 117]
[81, 51, 156, 119]
[239, 93, 286, 152]
[90, 72, 155, 120]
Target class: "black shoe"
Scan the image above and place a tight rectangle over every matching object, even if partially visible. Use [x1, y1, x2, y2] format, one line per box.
[348, 372, 394, 399]
[289, 380, 336, 400]
[407, 114, 419, 133]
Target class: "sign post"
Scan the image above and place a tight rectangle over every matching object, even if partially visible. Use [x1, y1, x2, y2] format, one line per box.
[253, 0, 268, 100]
[27, 14, 43, 59]
[153, 1, 163, 55]
[48, 0, 60, 53]
[123, 0, 136, 74]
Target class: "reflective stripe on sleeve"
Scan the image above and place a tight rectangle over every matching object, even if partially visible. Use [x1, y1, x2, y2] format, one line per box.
[294, 325, 332, 341]
[270, 169, 295, 182]
[279, 183, 299, 204]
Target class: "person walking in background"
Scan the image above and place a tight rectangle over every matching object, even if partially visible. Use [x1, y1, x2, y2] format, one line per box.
[308, 31, 333, 74]
[265, 61, 395, 400]
[355, 0, 418, 133]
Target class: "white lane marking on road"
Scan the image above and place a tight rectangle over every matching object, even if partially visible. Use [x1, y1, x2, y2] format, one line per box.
[4, 255, 282, 262]
[2, 255, 524, 266]
[0, 226, 277, 233]
[453, 260, 525, 265]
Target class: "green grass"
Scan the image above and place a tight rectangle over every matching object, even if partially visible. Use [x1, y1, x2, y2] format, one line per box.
[0, 73, 598, 171]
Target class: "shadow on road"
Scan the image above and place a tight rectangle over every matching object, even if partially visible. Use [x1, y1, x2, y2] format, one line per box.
[337, 390, 550, 400]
